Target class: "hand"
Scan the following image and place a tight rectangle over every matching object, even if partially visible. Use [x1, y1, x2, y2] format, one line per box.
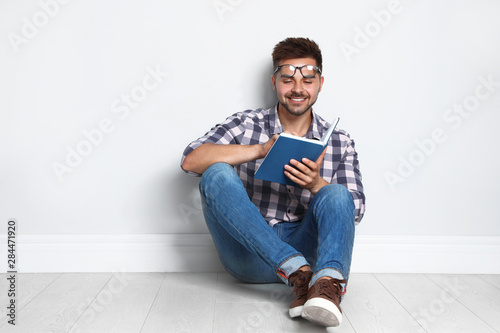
[258, 134, 279, 159]
[284, 148, 329, 194]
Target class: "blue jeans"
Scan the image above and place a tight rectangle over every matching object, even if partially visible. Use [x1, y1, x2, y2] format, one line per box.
[199, 163, 356, 289]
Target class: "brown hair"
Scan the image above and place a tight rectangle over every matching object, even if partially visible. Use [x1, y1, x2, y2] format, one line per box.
[272, 37, 323, 72]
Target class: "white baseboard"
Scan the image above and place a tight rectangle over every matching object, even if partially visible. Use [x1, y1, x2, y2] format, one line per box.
[351, 235, 500, 274]
[1, 234, 499, 274]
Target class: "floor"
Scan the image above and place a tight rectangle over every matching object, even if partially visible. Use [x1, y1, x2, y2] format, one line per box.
[0, 272, 499, 333]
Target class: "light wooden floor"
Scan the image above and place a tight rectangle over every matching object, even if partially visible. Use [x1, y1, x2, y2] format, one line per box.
[0, 272, 499, 333]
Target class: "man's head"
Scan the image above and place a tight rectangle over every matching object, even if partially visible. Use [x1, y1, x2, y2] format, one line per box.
[271, 37, 324, 118]
[272, 37, 323, 72]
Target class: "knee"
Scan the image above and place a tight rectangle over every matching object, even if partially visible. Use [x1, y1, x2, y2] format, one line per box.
[200, 163, 240, 195]
[201, 163, 236, 183]
[315, 184, 355, 217]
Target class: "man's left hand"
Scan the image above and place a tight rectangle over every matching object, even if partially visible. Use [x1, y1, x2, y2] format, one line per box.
[284, 148, 329, 195]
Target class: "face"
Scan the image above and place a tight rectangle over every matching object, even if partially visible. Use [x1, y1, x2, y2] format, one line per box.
[271, 57, 324, 117]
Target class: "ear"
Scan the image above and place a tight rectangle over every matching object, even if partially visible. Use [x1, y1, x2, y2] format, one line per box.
[271, 75, 276, 91]
[318, 76, 324, 93]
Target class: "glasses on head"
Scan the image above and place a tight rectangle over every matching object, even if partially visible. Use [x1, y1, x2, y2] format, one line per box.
[273, 64, 322, 78]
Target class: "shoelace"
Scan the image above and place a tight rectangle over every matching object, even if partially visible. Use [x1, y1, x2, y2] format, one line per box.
[290, 272, 312, 300]
[292, 283, 309, 300]
[316, 279, 346, 301]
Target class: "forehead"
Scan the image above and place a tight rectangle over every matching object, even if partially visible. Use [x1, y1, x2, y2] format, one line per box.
[277, 57, 317, 67]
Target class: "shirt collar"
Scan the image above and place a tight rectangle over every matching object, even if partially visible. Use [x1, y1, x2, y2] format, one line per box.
[270, 103, 323, 140]
[269, 104, 283, 136]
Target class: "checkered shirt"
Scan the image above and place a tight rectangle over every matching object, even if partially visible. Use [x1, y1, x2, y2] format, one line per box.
[181, 104, 365, 226]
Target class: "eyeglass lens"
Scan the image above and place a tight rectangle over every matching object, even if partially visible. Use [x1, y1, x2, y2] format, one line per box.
[280, 65, 318, 78]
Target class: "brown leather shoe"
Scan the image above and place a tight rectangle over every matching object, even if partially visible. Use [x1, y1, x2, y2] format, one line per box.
[302, 278, 346, 327]
[288, 270, 313, 318]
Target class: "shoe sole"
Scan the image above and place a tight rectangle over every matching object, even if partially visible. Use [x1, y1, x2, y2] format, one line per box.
[302, 297, 342, 327]
[289, 305, 304, 318]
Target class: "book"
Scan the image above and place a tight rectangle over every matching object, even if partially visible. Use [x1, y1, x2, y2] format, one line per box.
[254, 117, 340, 186]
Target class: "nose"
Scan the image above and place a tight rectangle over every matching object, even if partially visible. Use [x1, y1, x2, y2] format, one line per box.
[291, 80, 304, 94]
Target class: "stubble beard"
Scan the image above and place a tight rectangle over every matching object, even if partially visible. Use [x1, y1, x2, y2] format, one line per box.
[280, 93, 318, 117]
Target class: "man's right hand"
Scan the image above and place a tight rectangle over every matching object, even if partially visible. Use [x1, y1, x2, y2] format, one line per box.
[182, 134, 280, 174]
[258, 134, 279, 159]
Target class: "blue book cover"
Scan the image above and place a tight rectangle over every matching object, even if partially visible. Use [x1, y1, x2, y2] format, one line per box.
[254, 117, 340, 186]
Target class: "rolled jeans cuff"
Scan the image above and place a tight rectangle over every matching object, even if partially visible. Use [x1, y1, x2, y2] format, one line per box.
[276, 255, 309, 285]
[311, 268, 347, 294]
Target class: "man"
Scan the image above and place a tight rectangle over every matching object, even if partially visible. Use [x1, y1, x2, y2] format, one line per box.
[181, 37, 365, 328]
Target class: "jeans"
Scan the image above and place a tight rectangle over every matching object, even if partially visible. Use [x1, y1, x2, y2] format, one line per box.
[199, 163, 356, 289]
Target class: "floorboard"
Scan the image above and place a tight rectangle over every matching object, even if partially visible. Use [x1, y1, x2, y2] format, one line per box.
[0, 272, 499, 333]
[0, 273, 111, 332]
[342, 273, 423, 333]
[213, 302, 284, 333]
[0, 273, 60, 327]
[214, 273, 288, 332]
[70, 273, 164, 333]
[375, 273, 498, 333]
[140, 272, 217, 333]
[480, 274, 500, 289]
[427, 274, 500, 331]
[25, 273, 113, 309]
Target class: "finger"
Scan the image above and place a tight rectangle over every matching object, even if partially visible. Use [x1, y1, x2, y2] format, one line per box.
[265, 134, 279, 150]
[313, 148, 327, 167]
[284, 163, 301, 176]
[298, 148, 327, 170]
[289, 159, 311, 174]
[284, 163, 311, 183]
[317, 147, 327, 161]
[301, 157, 318, 171]
[284, 168, 309, 186]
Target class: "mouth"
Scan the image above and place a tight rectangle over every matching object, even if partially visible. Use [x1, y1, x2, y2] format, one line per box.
[287, 96, 307, 104]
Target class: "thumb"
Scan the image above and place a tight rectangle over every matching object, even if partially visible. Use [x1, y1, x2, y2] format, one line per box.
[315, 147, 327, 165]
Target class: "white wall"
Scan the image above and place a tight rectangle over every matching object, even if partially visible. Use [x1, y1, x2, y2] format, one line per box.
[1, 0, 499, 271]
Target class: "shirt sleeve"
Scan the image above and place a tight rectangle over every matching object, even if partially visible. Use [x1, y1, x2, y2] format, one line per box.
[180, 113, 246, 176]
[332, 133, 366, 224]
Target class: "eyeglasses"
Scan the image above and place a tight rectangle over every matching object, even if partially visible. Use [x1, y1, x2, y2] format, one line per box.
[273, 64, 322, 78]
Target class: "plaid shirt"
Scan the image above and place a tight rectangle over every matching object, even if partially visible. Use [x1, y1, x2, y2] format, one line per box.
[181, 104, 365, 226]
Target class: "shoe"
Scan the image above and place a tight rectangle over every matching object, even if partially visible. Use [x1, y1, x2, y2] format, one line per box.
[288, 270, 313, 318]
[302, 278, 346, 327]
